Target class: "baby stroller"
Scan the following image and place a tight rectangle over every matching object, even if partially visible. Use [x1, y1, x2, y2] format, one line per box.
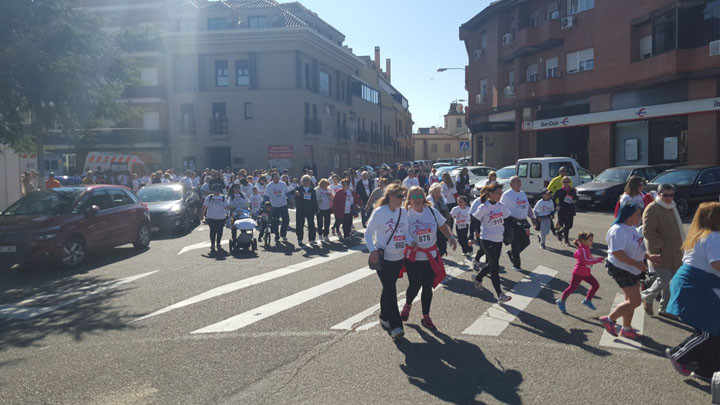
[227, 208, 258, 252]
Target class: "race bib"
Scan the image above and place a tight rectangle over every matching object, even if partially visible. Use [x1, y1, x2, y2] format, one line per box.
[488, 212, 504, 227]
[274, 190, 282, 197]
[393, 235, 405, 250]
[303, 192, 311, 200]
[564, 196, 573, 204]
[417, 228, 432, 243]
[457, 223, 467, 229]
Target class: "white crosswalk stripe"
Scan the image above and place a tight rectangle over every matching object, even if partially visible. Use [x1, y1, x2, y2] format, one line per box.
[598, 293, 645, 350]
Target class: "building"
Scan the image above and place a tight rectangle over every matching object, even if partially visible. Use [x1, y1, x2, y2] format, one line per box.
[460, 0, 720, 174]
[53, 0, 412, 176]
[413, 102, 471, 162]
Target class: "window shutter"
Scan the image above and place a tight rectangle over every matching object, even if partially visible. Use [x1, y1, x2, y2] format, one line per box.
[566, 51, 578, 73]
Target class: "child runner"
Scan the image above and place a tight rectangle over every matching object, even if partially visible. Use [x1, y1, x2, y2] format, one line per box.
[469, 195, 485, 270]
[556, 232, 604, 313]
[533, 189, 555, 249]
[249, 186, 263, 218]
[451, 196, 472, 256]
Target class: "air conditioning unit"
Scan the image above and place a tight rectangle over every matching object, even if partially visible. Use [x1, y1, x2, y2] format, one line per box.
[476, 93, 487, 104]
[473, 48, 486, 60]
[711, 39, 720, 57]
[502, 33, 514, 46]
[561, 16, 576, 30]
[504, 85, 516, 97]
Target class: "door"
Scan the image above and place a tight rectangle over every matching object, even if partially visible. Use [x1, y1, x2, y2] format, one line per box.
[205, 147, 231, 170]
[107, 188, 139, 244]
[82, 189, 115, 249]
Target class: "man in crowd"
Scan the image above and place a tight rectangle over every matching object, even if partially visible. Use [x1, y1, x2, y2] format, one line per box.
[501, 176, 534, 271]
[355, 171, 375, 227]
[45, 172, 62, 189]
[264, 173, 290, 243]
[547, 166, 573, 195]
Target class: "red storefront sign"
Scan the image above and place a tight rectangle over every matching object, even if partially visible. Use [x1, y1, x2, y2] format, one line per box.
[268, 145, 293, 159]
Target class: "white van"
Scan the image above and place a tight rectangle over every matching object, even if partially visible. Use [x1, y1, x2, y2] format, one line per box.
[515, 157, 594, 200]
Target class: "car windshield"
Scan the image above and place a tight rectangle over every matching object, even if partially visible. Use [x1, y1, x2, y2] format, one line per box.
[1, 188, 84, 216]
[594, 168, 631, 183]
[496, 167, 515, 179]
[651, 170, 699, 186]
[137, 187, 183, 202]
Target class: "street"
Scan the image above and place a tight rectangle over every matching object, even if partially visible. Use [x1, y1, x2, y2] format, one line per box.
[0, 209, 712, 404]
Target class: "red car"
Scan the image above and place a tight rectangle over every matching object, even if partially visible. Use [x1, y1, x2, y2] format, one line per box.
[0, 185, 151, 270]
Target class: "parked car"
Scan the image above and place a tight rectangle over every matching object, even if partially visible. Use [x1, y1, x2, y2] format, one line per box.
[576, 165, 664, 208]
[515, 157, 593, 201]
[645, 165, 720, 217]
[436, 158, 454, 166]
[432, 162, 452, 169]
[55, 175, 83, 186]
[435, 165, 461, 180]
[450, 166, 496, 190]
[473, 165, 516, 197]
[0, 185, 151, 270]
[137, 183, 201, 234]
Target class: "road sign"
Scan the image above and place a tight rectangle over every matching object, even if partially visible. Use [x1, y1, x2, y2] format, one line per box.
[459, 141, 470, 151]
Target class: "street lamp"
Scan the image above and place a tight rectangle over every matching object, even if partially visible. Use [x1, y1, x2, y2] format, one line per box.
[437, 67, 466, 72]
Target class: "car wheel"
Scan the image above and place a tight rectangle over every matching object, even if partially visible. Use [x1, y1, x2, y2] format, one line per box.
[133, 223, 151, 249]
[182, 215, 192, 232]
[61, 238, 86, 268]
[676, 197, 689, 217]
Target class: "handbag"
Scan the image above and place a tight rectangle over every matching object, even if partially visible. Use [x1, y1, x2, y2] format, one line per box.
[369, 209, 401, 271]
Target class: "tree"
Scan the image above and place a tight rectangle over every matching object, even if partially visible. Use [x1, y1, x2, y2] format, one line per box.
[0, 0, 136, 181]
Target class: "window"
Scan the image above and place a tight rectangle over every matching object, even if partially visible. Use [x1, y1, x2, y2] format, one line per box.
[530, 163, 542, 178]
[549, 162, 575, 177]
[566, 47, 594, 74]
[244, 102, 253, 119]
[88, 189, 114, 211]
[180, 103, 194, 134]
[481, 31, 488, 49]
[215, 60, 228, 87]
[360, 84, 379, 104]
[304, 63, 311, 89]
[480, 78, 488, 98]
[528, 10, 539, 28]
[173, 56, 195, 91]
[248, 16, 268, 28]
[678, 1, 720, 48]
[640, 34, 653, 59]
[508, 70, 515, 86]
[698, 169, 720, 185]
[577, 167, 593, 181]
[568, 0, 594, 15]
[547, 2, 560, 20]
[235, 60, 249, 86]
[108, 189, 134, 207]
[142, 111, 160, 130]
[207, 18, 227, 31]
[177, 19, 194, 32]
[444, 144, 451, 153]
[654, 11, 676, 55]
[212, 103, 227, 134]
[526, 63, 538, 82]
[518, 163, 528, 177]
[546, 56, 559, 78]
[304, 102, 310, 119]
[140, 67, 158, 85]
[431, 144, 438, 153]
[456, 118, 462, 128]
[319, 70, 330, 96]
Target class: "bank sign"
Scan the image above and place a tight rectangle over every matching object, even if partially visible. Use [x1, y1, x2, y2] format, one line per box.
[522, 97, 720, 131]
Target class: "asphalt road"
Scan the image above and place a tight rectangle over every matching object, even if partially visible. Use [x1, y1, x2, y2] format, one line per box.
[0, 209, 713, 404]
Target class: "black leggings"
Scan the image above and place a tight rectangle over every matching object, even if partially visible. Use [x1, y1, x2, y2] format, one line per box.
[405, 259, 435, 315]
[341, 214, 353, 238]
[476, 240, 503, 295]
[207, 218, 225, 247]
[557, 211, 574, 242]
[456, 226, 470, 254]
[316, 209, 331, 237]
[378, 259, 404, 329]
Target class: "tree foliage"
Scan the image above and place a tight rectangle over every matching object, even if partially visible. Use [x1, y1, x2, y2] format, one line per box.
[0, 0, 137, 151]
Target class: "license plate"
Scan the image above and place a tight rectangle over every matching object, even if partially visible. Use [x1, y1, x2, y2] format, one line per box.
[0, 246, 17, 253]
[578, 195, 591, 201]
[151, 227, 160, 232]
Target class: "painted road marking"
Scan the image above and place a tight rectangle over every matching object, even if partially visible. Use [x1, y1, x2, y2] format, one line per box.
[462, 265, 557, 336]
[136, 247, 364, 322]
[331, 264, 466, 331]
[598, 293, 645, 350]
[0, 271, 157, 321]
[191, 266, 375, 334]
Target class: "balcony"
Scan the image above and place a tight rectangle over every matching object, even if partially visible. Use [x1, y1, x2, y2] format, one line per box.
[122, 85, 166, 99]
[500, 20, 564, 62]
[357, 130, 369, 143]
[210, 118, 228, 135]
[45, 128, 168, 147]
[304, 119, 322, 135]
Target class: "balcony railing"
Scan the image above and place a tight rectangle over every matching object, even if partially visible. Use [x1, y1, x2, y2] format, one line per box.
[370, 133, 381, 145]
[210, 118, 228, 135]
[335, 126, 351, 140]
[304, 119, 322, 135]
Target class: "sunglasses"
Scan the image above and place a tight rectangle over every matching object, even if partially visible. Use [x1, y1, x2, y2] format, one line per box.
[661, 193, 674, 198]
[410, 194, 425, 200]
[392, 193, 405, 199]
[562, 181, 570, 184]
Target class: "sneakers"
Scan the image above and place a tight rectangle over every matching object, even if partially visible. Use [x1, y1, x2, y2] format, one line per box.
[473, 261, 483, 271]
[421, 316, 437, 330]
[282, 236, 288, 242]
[298, 240, 305, 246]
[390, 327, 405, 340]
[379, 317, 391, 330]
[665, 348, 691, 376]
[599, 316, 618, 336]
[275, 236, 280, 244]
[512, 266, 523, 272]
[497, 293, 512, 303]
[473, 276, 483, 291]
[620, 327, 643, 340]
[400, 304, 411, 322]
[690, 371, 712, 383]
[556, 299, 567, 314]
[642, 299, 654, 316]
[540, 243, 546, 249]
[582, 299, 597, 310]
[309, 240, 316, 246]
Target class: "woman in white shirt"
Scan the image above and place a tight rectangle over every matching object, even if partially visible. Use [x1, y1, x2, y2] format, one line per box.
[600, 202, 661, 340]
[400, 186, 457, 330]
[202, 183, 228, 256]
[618, 175, 647, 212]
[315, 179, 333, 242]
[441, 172, 458, 211]
[665, 202, 720, 382]
[366, 183, 412, 340]
[471, 182, 512, 303]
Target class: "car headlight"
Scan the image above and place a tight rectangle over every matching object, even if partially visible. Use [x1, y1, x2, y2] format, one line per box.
[34, 233, 57, 241]
[169, 203, 183, 214]
[34, 226, 60, 240]
[595, 190, 606, 196]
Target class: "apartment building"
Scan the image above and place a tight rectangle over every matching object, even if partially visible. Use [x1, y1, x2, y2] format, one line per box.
[413, 102, 472, 161]
[58, 0, 412, 176]
[461, 0, 720, 173]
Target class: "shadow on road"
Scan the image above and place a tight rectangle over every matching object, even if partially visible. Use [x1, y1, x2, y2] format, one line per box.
[396, 325, 523, 404]
[513, 311, 611, 357]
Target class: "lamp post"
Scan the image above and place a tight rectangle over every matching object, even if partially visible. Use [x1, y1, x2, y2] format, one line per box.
[436, 67, 466, 72]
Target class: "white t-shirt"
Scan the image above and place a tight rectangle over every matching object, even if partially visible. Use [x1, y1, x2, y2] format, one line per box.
[361, 179, 371, 196]
[240, 184, 254, 197]
[407, 206, 446, 260]
[316, 187, 332, 210]
[501, 189, 531, 220]
[344, 190, 353, 214]
[450, 205, 471, 229]
[256, 183, 266, 194]
[533, 199, 555, 218]
[469, 197, 484, 217]
[203, 194, 227, 220]
[606, 223, 647, 275]
[330, 183, 343, 196]
[249, 194, 263, 215]
[402, 177, 419, 189]
[365, 205, 412, 261]
[264, 181, 289, 207]
[620, 193, 645, 208]
[441, 183, 457, 204]
[180, 176, 193, 189]
[227, 194, 250, 211]
[683, 231, 720, 277]
[473, 201, 510, 243]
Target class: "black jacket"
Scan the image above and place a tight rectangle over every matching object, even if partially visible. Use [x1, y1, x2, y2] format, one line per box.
[456, 174, 471, 197]
[355, 179, 375, 203]
[295, 186, 318, 215]
[553, 187, 577, 216]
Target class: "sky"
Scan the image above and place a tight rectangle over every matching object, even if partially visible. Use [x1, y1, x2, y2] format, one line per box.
[298, 0, 492, 131]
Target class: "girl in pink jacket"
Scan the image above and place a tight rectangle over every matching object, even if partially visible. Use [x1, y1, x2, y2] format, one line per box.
[556, 232, 604, 313]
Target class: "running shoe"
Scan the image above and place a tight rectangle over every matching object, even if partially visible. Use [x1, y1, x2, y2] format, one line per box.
[400, 304, 411, 322]
[690, 371, 712, 383]
[390, 327, 405, 340]
[497, 293, 512, 303]
[540, 243, 546, 249]
[421, 316, 437, 330]
[473, 276, 483, 291]
[665, 348, 691, 376]
[512, 266, 523, 272]
[556, 299, 567, 314]
[379, 317, 390, 330]
[324, 236, 330, 242]
[599, 316, 618, 336]
[298, 240, 304, 246]
[582, 299, 597, 310]
[620, 327, 643, 340]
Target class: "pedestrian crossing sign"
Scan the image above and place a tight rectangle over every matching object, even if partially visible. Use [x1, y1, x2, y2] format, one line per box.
[459, 141, 470, 151]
